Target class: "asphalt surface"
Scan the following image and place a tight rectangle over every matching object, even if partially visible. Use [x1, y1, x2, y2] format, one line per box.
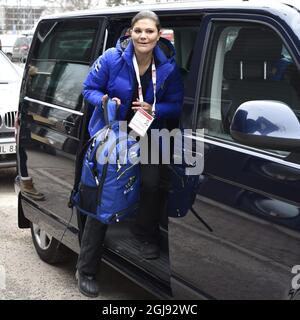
[0, 168, 155, 300]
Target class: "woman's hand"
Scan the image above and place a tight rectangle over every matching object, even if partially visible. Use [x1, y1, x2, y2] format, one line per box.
[112, 97, 121, 107]
[132, 99, 153, 115]
[102, 94, 121, 108]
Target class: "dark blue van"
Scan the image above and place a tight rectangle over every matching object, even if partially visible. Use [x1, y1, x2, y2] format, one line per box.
[15, 1, 300, 299]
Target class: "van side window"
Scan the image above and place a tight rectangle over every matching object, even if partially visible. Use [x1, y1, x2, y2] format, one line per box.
[27, 20, 99, 111]
[197, 22, 300, 155]
[165, 26, 199, 83]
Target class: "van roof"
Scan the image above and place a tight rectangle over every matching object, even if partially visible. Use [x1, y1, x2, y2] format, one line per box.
[39, 0, 300, 20]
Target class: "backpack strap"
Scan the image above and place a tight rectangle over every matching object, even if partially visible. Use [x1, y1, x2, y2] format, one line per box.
[103, 98, 109, 125]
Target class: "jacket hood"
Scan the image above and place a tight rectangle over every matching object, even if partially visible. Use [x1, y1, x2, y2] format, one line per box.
[116, 35, 176, 66]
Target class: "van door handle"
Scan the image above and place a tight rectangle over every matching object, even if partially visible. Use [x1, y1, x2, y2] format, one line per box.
[62, 120, 75, 127]
[62, 120, 75, 134]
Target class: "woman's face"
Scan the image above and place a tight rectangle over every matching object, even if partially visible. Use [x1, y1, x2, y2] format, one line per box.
[131, 18, 161, 56]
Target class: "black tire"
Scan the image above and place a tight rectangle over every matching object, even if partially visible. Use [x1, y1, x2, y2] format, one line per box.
[30, 222, 72, 265]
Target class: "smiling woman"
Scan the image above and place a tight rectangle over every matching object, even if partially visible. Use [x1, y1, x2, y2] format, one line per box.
[130, 20, 160, 76]
[77, 9, 184, 298]
[130, 14, 161, 78]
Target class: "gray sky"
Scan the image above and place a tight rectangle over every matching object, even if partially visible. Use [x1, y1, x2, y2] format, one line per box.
[0, 0, 178, 6]
[1, 0, 49, 5]
[0, 0, 109, 6]
[0, 0, 164, 9]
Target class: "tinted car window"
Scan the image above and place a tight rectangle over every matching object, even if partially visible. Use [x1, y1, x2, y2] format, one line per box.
[27, 19, 99, 111]
[197, 22, 300, 156]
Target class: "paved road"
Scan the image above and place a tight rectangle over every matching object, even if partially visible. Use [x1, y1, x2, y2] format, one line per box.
[0, 168, 155, 300]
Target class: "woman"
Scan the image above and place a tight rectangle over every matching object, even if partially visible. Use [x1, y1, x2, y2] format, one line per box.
[76, 10, 183, 297]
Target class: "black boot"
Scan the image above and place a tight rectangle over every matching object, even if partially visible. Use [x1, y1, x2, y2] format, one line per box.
[76, 216, 108, 297]
[140, 241, 160, 259]
[76, 270, 100, 298]
[130, 224, 160, 259]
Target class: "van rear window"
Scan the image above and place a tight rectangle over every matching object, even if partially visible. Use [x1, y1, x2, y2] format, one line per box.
[31, 20, 98, 62]
[27, 19, 99, 111]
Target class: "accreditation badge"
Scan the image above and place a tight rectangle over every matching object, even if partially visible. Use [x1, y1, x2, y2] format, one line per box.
[128, 108, 154, 137]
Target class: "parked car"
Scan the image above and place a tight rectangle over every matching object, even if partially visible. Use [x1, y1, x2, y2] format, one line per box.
[0, 50, 22, 168]
[0, 34, 20, 60]
[12, 35, 33, 63]
[16, 0, 300, 300]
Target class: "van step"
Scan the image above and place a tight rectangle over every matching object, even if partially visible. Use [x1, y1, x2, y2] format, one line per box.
[105, 222, 170, 282]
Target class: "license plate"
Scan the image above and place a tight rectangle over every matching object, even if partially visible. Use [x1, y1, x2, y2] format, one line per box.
[0, 143, 16, 154]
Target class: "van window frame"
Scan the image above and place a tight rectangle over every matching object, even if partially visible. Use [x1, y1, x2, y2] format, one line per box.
[193, 14, 300, 164]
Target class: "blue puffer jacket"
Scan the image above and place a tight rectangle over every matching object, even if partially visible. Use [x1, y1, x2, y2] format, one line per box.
[83, 36, 184, 136]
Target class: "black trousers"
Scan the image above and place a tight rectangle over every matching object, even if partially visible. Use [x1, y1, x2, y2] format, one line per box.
[132, 164, 163, 243]
[76, 215, 108, 276]
[76, 164, 162, 276]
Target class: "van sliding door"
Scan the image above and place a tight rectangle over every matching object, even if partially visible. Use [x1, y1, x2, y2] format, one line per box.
[18, 17, 108, 253]
[170, 13, 300, 299]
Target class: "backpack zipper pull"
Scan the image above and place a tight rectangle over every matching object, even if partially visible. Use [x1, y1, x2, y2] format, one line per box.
[95, 176, 99, 186]
[117, 159, 121, 172]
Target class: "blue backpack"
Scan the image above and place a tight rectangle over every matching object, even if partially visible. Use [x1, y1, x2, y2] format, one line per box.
[72, 99, 140, 224]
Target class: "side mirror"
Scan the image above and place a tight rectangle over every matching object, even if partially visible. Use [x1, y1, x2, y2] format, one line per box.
[230, 100, 300, 151]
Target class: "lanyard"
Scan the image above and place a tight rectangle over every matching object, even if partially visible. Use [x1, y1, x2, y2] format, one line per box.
[132, 54, 157, 114]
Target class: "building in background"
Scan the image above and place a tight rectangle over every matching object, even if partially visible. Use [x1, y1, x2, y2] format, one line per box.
[2, 6, 44, 33]
[0, 0, 47, 34]
[0, 0, 201, 34]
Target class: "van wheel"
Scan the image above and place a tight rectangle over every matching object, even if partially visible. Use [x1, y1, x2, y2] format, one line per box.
[30, 222, 71, 264]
